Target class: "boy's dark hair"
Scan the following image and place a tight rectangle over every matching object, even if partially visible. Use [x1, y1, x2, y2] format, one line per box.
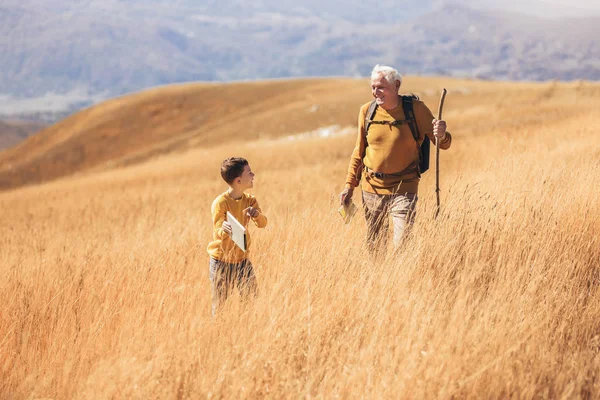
[221, 157, 248, 184]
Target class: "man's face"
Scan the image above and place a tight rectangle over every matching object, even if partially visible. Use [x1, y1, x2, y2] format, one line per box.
[236, 164, 255, 189]
[371, 74, 400, 109]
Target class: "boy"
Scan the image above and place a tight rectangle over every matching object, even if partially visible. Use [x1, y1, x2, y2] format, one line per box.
[207, 157, 268, 315]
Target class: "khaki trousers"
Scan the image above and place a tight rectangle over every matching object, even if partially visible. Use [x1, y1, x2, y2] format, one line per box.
[361, 191, 418, 254]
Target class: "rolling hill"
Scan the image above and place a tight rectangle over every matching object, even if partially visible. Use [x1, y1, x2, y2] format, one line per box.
[1, 76, 599, 193]
[0, 78, 368, 190]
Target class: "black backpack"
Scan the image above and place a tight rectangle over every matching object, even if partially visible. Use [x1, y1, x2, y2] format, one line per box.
[364, 95, 430, 174]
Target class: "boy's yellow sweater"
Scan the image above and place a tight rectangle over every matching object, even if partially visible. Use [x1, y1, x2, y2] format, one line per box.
[345, 98, 452, 195]
[207, 191, 267, 264]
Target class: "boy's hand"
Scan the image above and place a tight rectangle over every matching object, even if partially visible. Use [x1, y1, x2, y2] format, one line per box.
[244, 207, 259, 218]
[222, 221, 232, 235]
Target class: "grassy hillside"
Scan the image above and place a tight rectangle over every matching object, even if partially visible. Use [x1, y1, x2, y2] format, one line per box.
[1, 77, 599, 398]
[0, 76, 508, 191]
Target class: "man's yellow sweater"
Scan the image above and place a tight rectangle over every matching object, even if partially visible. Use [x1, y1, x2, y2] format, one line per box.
[345, 98, 452, 195]
[207, 191, 267, 264]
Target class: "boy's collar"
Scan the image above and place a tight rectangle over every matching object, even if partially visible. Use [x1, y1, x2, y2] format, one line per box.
[227, 188, 245, 200]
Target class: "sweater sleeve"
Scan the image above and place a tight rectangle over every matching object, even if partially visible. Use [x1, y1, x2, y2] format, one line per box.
[211, 198, 228, 240]
[414, 100, 452, 150]
[249, 197, 268, 228]
[345, 104, 369, 188]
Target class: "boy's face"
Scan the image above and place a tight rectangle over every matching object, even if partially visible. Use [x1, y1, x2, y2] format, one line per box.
[234, 164, 255, 190]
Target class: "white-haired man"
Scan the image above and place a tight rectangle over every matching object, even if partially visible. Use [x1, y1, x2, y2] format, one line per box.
[340, 64, 452, 254]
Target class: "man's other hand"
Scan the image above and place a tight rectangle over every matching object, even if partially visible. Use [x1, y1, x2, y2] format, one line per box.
[339, 187, 354, 206]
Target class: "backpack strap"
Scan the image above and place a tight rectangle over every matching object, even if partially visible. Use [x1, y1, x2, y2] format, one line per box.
[401, 95, 420, 142]
[365, 100, 378, 134]
[361, 100, 378, 160]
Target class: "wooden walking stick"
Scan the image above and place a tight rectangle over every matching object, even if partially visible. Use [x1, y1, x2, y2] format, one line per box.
[435, 89, 447, 219]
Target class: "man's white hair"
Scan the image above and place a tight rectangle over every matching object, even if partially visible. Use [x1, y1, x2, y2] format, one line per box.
[371, 64, 402, 85]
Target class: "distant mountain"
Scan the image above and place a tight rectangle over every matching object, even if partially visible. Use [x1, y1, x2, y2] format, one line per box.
[1, 0, 599, 118]
[389, 5, 600, 81]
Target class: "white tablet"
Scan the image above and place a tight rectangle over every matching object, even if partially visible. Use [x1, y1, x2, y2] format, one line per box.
[227, 211, 247, 252]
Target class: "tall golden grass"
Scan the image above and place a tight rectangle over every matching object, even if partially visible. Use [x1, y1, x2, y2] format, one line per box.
[1, 79, 600, 398]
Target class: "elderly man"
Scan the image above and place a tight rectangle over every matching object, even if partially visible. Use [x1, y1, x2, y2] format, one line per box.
[340, 64, 452, 254]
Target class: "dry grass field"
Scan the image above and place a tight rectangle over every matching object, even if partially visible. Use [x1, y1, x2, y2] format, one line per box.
[1, 77, 600, 398]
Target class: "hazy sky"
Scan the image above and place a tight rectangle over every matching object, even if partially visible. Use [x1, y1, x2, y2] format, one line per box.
[471, 0, 600, 18]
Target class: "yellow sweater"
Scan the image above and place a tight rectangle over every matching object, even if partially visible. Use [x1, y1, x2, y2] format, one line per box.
[206, 191, 268, 263]
[345, 97, 452, 195]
